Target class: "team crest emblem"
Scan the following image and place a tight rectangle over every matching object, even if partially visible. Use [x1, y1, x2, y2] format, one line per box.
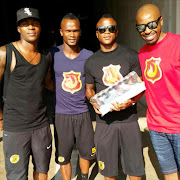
[62, 71, 82, 94]
[98, 161, 105, 170]
[91, 147, 96, 156]
[58, 156, 65, 163]
[102, 64, 123, 86]
[10, 154, 20, 164]
[144, 57, 162, 84]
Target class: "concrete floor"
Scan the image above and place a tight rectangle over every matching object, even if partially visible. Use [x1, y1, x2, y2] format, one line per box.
[0, 102, 163, 180]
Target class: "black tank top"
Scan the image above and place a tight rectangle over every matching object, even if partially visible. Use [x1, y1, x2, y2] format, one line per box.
[3, 43, 50, 132]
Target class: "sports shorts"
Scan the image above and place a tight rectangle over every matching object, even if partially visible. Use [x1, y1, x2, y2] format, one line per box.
[149, 130, 180, 174]
[3, 125, 52, 180]
[94, 121, 145, 177]
[54, 111, 96, 165]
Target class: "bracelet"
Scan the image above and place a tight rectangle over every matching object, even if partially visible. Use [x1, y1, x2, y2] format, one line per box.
[0, 118, 3, 121]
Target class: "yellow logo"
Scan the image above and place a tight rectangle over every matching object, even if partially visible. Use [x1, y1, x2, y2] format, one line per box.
[58, 156, 65, 163]
[10, 155, 20, 164]
[98, 161, 105, 170]
[144, 57, 162, 84]
[91, 147, 96, 156]
[102, 64, 123, 86]
[62, 71, 82, 94]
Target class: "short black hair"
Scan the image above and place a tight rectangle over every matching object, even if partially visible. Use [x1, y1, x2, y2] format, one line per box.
[99, 14, 116, 23]
[96, 14, 117, 28]
[60, 13, 80, 28]
[101, 14, 114, 19]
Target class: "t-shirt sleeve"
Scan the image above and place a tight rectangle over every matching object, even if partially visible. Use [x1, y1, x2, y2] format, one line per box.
[130, 50, 142, 77]
[84, 58, 95, 84]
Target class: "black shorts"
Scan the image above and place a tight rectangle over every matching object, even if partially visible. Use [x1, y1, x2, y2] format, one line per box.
[94, 121, 145, 177]
[3, 125, 52, 180]
[54, 111, 96, 165]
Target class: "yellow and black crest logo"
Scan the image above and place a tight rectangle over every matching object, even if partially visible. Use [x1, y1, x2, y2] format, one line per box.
[10, 154, 20, 164]
[98, 161, 105, 170]
[58, 156, 65, 163]
[91, 147, 96, 156]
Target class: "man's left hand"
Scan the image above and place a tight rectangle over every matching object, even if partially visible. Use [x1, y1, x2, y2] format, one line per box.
[111, 99, 134, 112]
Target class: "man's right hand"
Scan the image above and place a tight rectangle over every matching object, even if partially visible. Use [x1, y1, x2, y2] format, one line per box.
[91, 101, 102, 115]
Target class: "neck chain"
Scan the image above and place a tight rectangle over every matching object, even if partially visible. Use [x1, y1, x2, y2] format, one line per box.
[16, 42, 38, 63]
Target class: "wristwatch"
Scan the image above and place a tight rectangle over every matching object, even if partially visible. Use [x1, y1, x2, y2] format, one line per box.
[131, 98, 136, 105]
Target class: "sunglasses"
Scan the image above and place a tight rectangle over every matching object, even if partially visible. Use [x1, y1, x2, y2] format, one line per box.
[136, 16, 161, 33]
[96, 25, 117, 34]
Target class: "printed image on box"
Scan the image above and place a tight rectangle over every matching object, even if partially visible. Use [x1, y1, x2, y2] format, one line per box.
[91, 71, 146, 116]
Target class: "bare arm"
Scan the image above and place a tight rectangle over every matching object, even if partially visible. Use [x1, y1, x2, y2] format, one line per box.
[86, 83, 101, 114]
[45, 53, 54, 91]
[0, 46, 6, 131]
[86, 83, 95, 100]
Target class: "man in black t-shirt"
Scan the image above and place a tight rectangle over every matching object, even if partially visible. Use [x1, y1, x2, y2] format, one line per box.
[85, 14, 145, 180]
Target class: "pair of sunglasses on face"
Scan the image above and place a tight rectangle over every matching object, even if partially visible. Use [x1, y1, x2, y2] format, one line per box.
[96, 25, 117, 34]
[97, 16, 161, 34]
[136, 16, 161, 33]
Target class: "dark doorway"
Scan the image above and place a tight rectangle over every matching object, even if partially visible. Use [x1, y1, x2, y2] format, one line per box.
[0, 0, 108, 52]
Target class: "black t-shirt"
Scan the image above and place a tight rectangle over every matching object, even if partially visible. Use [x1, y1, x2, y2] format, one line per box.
[85, 44, 142, 124]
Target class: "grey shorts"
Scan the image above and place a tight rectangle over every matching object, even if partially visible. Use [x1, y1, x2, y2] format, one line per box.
[94, 121, 145, 177]
[54, 111, 96, 165]
[3, 125, 52, 180]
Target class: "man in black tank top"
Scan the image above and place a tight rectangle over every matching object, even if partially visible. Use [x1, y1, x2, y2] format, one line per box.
[0, 7, 53, 180]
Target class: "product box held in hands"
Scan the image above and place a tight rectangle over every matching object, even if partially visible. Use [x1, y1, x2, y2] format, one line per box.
[91, 71, 146, 116]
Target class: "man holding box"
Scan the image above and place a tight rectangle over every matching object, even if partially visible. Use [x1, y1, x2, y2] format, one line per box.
[85, 14, 145, 180]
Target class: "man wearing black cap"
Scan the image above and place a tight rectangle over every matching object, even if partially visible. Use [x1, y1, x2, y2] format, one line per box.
[0, 7, 53, 180]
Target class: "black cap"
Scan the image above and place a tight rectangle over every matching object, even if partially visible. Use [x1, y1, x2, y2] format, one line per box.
[17, 7, 40, 24]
